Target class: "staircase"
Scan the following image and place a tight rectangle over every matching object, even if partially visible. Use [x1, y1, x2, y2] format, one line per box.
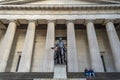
[68, 72, 120, 80]
[0, 72, 120, 80]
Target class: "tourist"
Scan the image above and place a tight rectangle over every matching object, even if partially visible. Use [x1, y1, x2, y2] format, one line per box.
[89, 69, 95, 78]
[84, 68, 89, 77]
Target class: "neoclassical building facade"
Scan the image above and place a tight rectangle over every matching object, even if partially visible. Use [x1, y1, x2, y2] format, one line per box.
[0, 0, 120, 79]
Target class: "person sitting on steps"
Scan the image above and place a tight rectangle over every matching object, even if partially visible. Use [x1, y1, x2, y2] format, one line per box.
[84, 68, 89, 78]
[89, 68, 95, 78]
[84, 68, 96, 78]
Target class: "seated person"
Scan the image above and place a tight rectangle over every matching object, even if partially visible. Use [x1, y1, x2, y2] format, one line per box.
[84, 68, 89, 77]
[89, 69, 95, 78]
[84, 68, 96, 78]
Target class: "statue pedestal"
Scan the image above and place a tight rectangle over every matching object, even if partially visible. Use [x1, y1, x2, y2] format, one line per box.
[54, 64, 67, 79]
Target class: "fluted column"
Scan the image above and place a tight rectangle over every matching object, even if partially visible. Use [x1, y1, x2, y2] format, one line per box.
[43, 20, 55, 72]
[18, 20, 36, 72]
[67, 20, 79, 72]
[106, 21, 120, 72]
[86, 21, 104, 72]
[0, 20, 17, 72]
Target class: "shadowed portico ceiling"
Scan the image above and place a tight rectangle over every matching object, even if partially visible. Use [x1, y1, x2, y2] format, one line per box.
[0, 0, 120, 5]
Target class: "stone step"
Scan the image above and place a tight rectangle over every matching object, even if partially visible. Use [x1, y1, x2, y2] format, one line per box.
[67, 72, 120, 79]
[34, 78, 86, 80]
[0, 72, 120, 79]
[0, 72, 53, 79]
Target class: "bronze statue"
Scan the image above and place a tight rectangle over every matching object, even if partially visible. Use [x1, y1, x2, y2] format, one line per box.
[52, 37, 67, 64]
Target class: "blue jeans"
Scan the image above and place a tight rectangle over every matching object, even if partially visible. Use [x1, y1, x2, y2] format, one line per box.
[90, 72, 95, 77]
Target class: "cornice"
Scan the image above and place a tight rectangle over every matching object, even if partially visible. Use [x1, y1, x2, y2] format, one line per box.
[0, 0, 120, 5]
[0, 4, 120, 10]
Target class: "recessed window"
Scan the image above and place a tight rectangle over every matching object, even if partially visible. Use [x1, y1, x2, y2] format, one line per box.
[101, 54, 106, 72]
[16, 55, 21, 72]
[16, 51, 22, 72]
[55, 37, 67, 40]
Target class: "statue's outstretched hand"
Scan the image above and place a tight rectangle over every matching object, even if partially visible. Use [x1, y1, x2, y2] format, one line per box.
[51, 47, 55, 49]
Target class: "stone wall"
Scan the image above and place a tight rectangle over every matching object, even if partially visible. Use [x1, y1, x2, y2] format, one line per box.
[96, 29, 115, 72]
[31, 30, 47, 72]
[75, 29, 90, 72]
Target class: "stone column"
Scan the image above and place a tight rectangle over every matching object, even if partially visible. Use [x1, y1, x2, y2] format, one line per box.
[67, 20, 79, 72]
[105, 21, 120, 72]
[43, 20, 55, 72]
[18, 20, 36, 72]
[86, 21, 104, 72]
[0, 20, 17, 72]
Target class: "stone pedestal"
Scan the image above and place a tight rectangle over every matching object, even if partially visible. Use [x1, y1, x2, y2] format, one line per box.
[54, 65, 67, 78]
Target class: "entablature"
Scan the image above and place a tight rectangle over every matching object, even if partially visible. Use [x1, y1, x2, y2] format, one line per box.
[0, 17, 120, 25]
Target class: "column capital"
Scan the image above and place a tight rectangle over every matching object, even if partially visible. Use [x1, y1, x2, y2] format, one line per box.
[85, 19, 95, 24]
[28, 20, 36, 22]
[9, 19, 17, 22]
[104, 19, 114, 24]
[66, 20, 75, 24]
[8, 19, 19, 26]
[47, 19, 56, 23]
[28, 20, 38, 26]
